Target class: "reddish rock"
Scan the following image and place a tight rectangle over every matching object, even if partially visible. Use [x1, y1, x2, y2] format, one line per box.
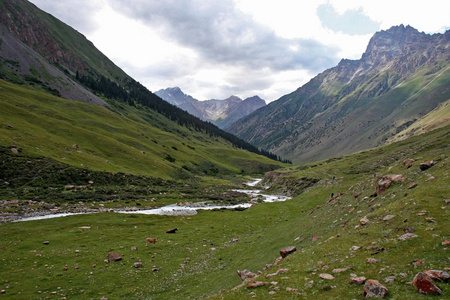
[376, 174, 406, 194]
[402, 159, 415, 168]
[442, 240, 450, 246]
[423, 270, 449, 282]
[134, 262, 143, 268]
[413, 272, 442, 295]
[107, 252, 122, 262]
[350, 276, 366, 285]
[247, 281, 269, 288]
[280, 246, 296, 258]
[237, 269, 257, 281]
[319, 273, 335, 280]
[419, 161, 435, 171]
[412, 259, 424, 266]
[366, 258, 379, 264]
[363, 280, 388, 298]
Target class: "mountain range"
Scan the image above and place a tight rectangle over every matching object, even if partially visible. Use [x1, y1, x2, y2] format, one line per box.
[227, 25, 450, 163]
[155, 87, 266, 129]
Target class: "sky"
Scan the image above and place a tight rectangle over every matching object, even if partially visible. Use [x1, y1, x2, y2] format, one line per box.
[29, 0, 450, 102]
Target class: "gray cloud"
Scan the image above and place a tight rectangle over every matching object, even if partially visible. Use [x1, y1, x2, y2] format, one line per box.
[109, 0, 339, 73]
[29, 0, 103, 34]
[317, 4, 380, 35]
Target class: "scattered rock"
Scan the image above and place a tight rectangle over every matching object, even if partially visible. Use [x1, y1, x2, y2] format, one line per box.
[332, 267, 354, 273]
[350, 276, 366, 285]
[384, 276, 395, 283]
[444, 199, 450, 205]
[237, 269, 257, 281]
[319, 273, 335, 280]
[412, 259, 424, 266]
[107, 252, 122, 262]
[350, 246, 361, 251]
[280, 246, 296, 258]
[426, 217, 436, 223]
[266, 268, 288, 278]
[423, 270, 449, 282]
[403, 227, 416, 233]
[417, 210, 427, 216]
[398, 233, 418, 241]
[131, 246, 138, 251]
[376, 174, 406, 194]
[419, 161, 435, 171]
[247, 281, 269, 289]
[11, 148, 19, 154]
[366, 258, 379, 264]
[426, 176, 435, 181]
[442, 240, 450, 246]
[412, 272, 442, 295]
[360, 216, 369, 225]
[72, 144, 79, 149]
[383, 215, 395, 221]
[166, 228, 178, 233]
[408, 183, 418, 189]
[363, 279, 388, 298]
[370, 247, 386, 255]
[402, 159, 414, 168]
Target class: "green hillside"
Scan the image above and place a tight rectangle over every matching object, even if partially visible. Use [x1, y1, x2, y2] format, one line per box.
[0, 124, 448, 299]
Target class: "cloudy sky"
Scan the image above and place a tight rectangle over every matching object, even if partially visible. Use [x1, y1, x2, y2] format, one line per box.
[29, 0, 449, 102]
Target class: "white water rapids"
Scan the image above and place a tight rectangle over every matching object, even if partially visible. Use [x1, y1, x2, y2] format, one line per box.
[15, 179, 291, 221]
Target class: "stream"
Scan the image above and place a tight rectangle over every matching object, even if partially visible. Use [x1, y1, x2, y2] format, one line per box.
[14, 179, 291, 221]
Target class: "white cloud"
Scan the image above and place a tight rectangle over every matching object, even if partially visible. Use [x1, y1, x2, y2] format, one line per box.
[28, 0, 450, 102]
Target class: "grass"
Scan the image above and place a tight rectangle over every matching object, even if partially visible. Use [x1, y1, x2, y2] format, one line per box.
[1, 124, 449, 299]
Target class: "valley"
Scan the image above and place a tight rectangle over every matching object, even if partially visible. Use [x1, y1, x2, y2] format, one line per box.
[0, 0, 449, 299]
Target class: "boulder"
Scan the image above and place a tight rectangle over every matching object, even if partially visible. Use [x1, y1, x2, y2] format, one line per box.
[280, 246, 296, 258]
[376, 174, 406, 194]
[107, 252, 122, 262]
[412, 272, 442, 295]
[419, 161, 435, 171]
[363, 280, 388, 298]
[423, 270, 449, 282]
[350, 276, 366, 285]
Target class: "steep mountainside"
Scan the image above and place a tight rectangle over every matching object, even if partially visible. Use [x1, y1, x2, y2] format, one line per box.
[228, 25, 450, 163]
[0, 0, 281, 164]
[155, 87, 266, 129]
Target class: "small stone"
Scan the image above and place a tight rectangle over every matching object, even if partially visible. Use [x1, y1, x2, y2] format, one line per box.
[412, 259, 424, 266]
[134, 262, 143, 268]
[419, 161, 435, 171]
[319, 273, 335, 280]
[384, 276, 395, 283]
[247, 281, 269, 288]
[382, 215, 395, 221]
[417, 210, 427, 216]
[0, 290, 6, 294]
[280, 246, 296, 258]
[350, 246, 360, 251]
[408, 182, 417, 189]
[43, 241, 50, 245]
[413, 272, 442, 295]
[107, 252, 122, 262]
[350, 276, 366, 285]
[398, 233, 418, 241]
[366, 258, 379, 264]
[364, 279, 388, 298]
[332, 267, 354, 273]
[360, 216, 369, 225]
[442, 240, 450, 246]
[237, 269, 257, 281]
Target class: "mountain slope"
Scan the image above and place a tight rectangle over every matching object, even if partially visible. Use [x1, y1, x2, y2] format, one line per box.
[0, 0, 282, 163]
[155, 87, 266, 129]
[228, 25, 450, 163]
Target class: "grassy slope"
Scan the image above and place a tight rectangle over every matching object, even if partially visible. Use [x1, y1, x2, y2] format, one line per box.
[1, 123, 448, 299]
[0, 79, 281, 180]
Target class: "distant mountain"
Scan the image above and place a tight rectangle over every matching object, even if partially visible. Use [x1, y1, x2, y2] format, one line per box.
[155, 87, 266, 129]
[228, 25, 450, 163]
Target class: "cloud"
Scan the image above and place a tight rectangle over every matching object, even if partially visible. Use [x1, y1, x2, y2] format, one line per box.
[109, 0, 339, 74]
[29, 0, 103, 34]
[317, 3, 381, 35]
